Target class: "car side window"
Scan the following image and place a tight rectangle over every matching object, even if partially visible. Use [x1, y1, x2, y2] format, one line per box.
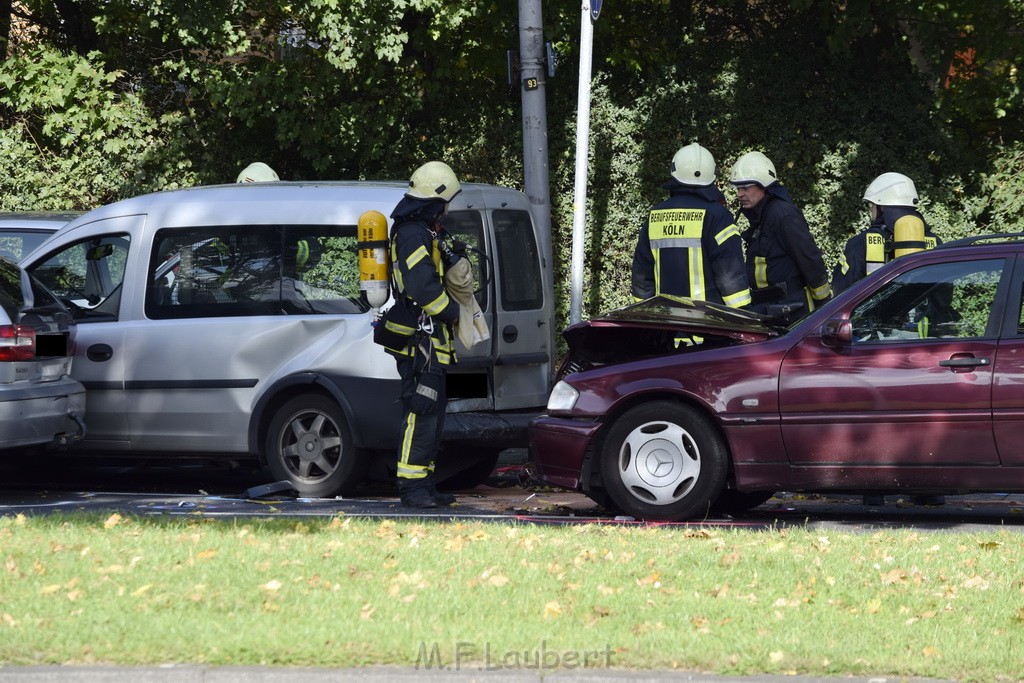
[146, 224, 369, 320]
[850, 258, 1004, 343]
[27, 234, 130, 322]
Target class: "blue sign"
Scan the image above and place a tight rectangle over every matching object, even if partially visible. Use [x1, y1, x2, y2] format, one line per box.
[591, 0, 602, 21]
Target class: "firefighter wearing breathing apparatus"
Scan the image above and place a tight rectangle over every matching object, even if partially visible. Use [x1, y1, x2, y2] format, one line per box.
[833, 172, 940, 294]
[730, 151, 832, 321]
[380, 161, 463, 509]
[631, 143, 751, 310]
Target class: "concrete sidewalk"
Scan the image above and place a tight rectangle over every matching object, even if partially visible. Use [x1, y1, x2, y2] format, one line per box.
[0, 666, 958, 682]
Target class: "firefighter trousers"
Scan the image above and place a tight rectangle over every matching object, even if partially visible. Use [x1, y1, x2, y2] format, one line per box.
[395, 354, 447, 481]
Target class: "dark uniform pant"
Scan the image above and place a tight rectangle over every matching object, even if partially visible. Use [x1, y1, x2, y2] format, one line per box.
[395, 354, 447, 481]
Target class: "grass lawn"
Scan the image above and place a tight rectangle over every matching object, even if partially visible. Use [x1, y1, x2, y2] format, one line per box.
[1, 512, 1021, 681]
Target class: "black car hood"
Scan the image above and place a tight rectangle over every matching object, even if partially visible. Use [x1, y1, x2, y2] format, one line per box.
[561, 296, 778, 367]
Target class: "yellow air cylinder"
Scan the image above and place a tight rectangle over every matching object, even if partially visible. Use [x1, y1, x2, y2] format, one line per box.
[893, 215, 926, 259]
[358, 210, 390, 309]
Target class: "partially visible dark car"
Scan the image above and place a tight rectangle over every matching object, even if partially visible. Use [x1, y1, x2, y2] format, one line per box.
[0, 212, 79, 263]
[0, 254, 85, 450]
[530, 234, 1024, 520]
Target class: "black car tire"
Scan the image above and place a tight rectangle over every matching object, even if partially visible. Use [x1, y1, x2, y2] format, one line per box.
[266, 394, 367, 497]
[600, 401, 728, 521]
[709, 489, 775, 515]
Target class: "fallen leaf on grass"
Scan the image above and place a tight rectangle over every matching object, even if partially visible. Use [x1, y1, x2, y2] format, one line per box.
[962, 575, 990, 590]
[261, 579, 283, 592]
[769, 651, 785, 663]
[103, 514, 123, 529]
[543, 601, 562, 619]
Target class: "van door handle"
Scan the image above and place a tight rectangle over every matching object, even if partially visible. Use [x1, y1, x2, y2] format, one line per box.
[502, 325, 518, 343]
[87, 344, 113, 362]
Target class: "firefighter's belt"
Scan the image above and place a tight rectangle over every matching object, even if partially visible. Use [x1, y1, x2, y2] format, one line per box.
[750, 276, 805, 305]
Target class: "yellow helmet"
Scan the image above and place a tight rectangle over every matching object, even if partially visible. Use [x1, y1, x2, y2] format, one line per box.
[236, 162, 279, 183]
[670, 143, 716, 186]
[729, 151, 777, 188]
[406, 161, 462, 202]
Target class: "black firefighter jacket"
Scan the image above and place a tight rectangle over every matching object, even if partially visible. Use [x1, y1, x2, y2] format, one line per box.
[631, 182, 751, 308]
[832, 207, 940, 294]
[740, 184, 831, 316]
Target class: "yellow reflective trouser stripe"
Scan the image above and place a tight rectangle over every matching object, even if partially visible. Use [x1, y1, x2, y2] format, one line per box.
[405, 245, 429, 269]
[838, 254, 850, 276]
[689, 248, 704, 300]
[918, 316, 929, 338]
[754, 257, 768, 289]
[714, 223, 740, 245]
[804, 286, 814, 310]
[398, 413, 429, 480]
[722, 288, 751, 308]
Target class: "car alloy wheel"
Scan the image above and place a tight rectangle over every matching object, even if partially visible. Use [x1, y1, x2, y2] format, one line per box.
[266, 394, 367, 497]
[600, 400, 727, 521]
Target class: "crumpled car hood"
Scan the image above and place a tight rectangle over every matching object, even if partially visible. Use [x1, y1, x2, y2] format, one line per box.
[561, 296, 778, 368]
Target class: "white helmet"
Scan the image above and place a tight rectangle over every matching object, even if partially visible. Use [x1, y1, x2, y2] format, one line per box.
[729, 151, 778, 188]
[236, 162, 279, 183]
[406, 161, 462, 202]
[670, 143, 716, 186]
[863, 172, 919, 207]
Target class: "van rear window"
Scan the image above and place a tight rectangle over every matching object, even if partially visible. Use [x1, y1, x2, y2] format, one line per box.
[146, 225, 371, 319]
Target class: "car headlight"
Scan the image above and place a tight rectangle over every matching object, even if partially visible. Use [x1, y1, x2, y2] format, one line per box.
[546, 380, 580, 413]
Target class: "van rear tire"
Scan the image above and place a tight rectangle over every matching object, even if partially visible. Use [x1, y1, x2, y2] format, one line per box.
[266, 394, 367, 497]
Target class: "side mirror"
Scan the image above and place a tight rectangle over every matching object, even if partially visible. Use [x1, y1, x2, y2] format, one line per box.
[820, 318, 852, 348]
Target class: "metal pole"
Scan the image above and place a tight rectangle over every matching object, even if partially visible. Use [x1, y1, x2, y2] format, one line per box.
[517, 0, 555, 361]
[569, 1, 594, 325]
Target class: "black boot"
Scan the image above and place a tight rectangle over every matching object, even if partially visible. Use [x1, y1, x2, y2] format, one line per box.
[399, 480, 437, 509]
[425, 476, 456, 506]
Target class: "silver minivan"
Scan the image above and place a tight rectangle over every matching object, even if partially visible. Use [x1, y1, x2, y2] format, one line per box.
[22, 182, 553, 496]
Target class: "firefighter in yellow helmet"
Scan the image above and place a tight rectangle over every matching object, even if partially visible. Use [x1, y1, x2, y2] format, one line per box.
[730, 151, 831, 321]
[833, 172, 941, 294]
[632, 143, 751, 310]
[380, 161, 463, 508]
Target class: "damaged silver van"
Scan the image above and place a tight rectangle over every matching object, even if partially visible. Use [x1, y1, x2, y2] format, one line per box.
[22, 181, 554, 496]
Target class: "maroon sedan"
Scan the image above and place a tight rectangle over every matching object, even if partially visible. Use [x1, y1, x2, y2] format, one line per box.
[529, 235, 1021, 520]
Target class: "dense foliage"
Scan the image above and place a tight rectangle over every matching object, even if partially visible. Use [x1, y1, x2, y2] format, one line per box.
[1, 0, 1022, 320]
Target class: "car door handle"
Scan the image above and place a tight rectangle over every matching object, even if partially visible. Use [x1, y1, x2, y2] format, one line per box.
[939, 356, 990, 368]
[86, 344, 113, 362]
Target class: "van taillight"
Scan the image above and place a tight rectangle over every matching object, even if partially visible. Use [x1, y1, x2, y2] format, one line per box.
[0, 325, 36, 361]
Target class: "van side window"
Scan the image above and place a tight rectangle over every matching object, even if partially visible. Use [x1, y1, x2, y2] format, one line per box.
[442, 210, 488, 311]
[492, 209, 542, 311]
[146, 224, 369, 320]
[28, 234, 130, 322]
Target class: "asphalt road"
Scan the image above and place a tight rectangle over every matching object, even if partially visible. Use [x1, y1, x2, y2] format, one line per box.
[2, 453, 1024, 531]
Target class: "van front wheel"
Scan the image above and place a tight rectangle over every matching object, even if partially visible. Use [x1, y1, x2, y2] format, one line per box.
[266, 395, 367, 497]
